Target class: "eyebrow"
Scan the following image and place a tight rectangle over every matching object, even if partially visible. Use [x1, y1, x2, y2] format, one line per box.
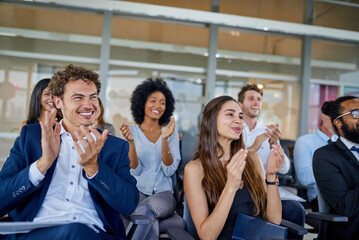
[224, 109, 236, 112]
[71, 93, 97, 98]
[149, 96, 165, 101]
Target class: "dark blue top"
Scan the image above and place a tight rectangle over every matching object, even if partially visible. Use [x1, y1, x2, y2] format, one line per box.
[218, 184, 263, 239]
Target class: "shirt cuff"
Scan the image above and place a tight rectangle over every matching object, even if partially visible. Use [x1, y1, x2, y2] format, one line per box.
[29, 161, 45, 186]
[86, 171, 98, 179]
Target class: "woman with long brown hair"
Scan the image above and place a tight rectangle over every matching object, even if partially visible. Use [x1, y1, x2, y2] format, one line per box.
[184, 96, 284, 239]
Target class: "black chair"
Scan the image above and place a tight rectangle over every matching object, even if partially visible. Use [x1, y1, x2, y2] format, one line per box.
[167, 196, 308, 240]
[176, 134, 198, 216]
[306, 186, 348, 240]
[279, 139, 311, 209]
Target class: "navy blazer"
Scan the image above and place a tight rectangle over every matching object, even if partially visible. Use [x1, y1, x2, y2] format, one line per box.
[0, 124, 139, 240]
[313, 138, 359, 239]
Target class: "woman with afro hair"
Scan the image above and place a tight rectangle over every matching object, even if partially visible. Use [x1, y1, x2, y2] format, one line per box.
[120, 78, 181, 240]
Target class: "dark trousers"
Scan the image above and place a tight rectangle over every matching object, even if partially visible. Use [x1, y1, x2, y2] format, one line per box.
[282, 200, 306, 239]
[327, 213, 359, 240]
[1, 223, 117, 240]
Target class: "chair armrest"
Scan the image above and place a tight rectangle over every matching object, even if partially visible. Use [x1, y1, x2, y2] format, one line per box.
[128, 214, 151, 225]
[289, 183, 312, 190]
[307, 212, 348, 222]
[167, 227, 194, 240]
[126, 214, 152, 239]
[280, 219, 308, 236]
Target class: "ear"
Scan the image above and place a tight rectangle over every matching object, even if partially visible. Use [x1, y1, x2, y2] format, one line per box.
[333, 118, 342, 130]
[238, 101, 243, 108]
[53, 96, 63, 109]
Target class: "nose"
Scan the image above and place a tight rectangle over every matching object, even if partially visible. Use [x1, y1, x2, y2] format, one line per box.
[82, 97, 93, 107]
[234, 116, 241, 123]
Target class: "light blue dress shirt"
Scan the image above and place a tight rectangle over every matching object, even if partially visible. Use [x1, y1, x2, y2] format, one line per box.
[130, 125, 181, 195]
[29, 121, 104, 231]
[293, 129, 337, 202]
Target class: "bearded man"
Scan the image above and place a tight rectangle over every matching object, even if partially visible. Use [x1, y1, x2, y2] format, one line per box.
[313, 95, 359, 240]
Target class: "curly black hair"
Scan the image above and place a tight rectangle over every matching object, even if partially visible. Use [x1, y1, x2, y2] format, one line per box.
[130, 78, 175, 126]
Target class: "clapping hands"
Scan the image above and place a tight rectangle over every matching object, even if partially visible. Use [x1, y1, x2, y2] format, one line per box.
[162, 117, 175, 140]
[266, 143, 285, 175]
[265, 124, 282, 146]
[120, 124, 134, 142]
[73, 125, 108, 177]
[226, 149, 247, 192]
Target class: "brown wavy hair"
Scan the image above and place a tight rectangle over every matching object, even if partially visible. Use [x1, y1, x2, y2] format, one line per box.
[49, 64, 101, 98]
[194, 96, 267, 216]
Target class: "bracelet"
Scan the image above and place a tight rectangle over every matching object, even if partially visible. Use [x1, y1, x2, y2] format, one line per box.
[265, 175, 279, 186]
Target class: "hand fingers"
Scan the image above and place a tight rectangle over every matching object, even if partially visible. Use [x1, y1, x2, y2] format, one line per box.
[100, 128, 109, 143]
[238, 159, 246, 175]
[54, 123, 61, 135]
[40, 120, 47, 142]
[89, 125, 101, 141]
[43, 111, 50, 131]
[120, 124, 129, 133]
[74, 130, 90, 153]
[73, 140, 86, 157]
[228, 149, 247, 169]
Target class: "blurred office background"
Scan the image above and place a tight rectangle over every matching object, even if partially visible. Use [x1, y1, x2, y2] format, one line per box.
[0, 0, 359, 165]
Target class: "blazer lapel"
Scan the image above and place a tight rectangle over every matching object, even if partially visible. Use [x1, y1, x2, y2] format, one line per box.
[336, 138, 359, 168]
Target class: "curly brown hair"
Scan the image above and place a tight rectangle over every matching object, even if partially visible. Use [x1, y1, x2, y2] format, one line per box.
[49, 64, 101, 98]
[237, 83, 263, 103]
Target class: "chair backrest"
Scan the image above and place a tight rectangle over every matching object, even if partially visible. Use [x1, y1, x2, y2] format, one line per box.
[316, 185, 331, 213]
[178, 135, 198, 174]
[183, 196, 199, 240]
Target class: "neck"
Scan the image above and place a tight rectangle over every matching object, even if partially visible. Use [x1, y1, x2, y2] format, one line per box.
[320, 126, 333, 138]
[62, 120, 89, 142]
[243, 114, 257, 131]
[140, 117, 161, 132]
[218, 136, 232, 162]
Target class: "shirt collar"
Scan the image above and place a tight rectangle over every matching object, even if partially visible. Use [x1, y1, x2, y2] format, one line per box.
[340, 137, 359, 150]
[58, 120, 96, 141]
[315, 129, 338, 143]
[316, 129, 330, 142]
[243, 120, 262, 133]
[59, 120, 67, 136]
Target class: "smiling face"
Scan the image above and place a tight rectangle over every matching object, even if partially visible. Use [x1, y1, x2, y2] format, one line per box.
[54, 79, 99, 134]
[217, 100, 244, 143]
[40, 87, 55, 112]
[144, 91, 166, 121]
[240, 90, 262, 119]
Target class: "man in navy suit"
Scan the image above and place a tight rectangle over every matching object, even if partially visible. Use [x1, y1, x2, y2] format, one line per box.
[0, 64, 139, 240]
[313, 95, 359, 240]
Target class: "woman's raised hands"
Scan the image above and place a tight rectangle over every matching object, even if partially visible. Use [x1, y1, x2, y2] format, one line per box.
[225, 149, 247, 192]
[266, 143, 285, 176]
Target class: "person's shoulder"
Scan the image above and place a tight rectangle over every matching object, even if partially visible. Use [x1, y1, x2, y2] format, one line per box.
[129, 125, 139, 134]
[313, 143, 336, 159]
[185, 159, 203, 172]
[184, 159, 204, 180]
[295, 133, 314, 145]
[22, 122, 41, 133]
